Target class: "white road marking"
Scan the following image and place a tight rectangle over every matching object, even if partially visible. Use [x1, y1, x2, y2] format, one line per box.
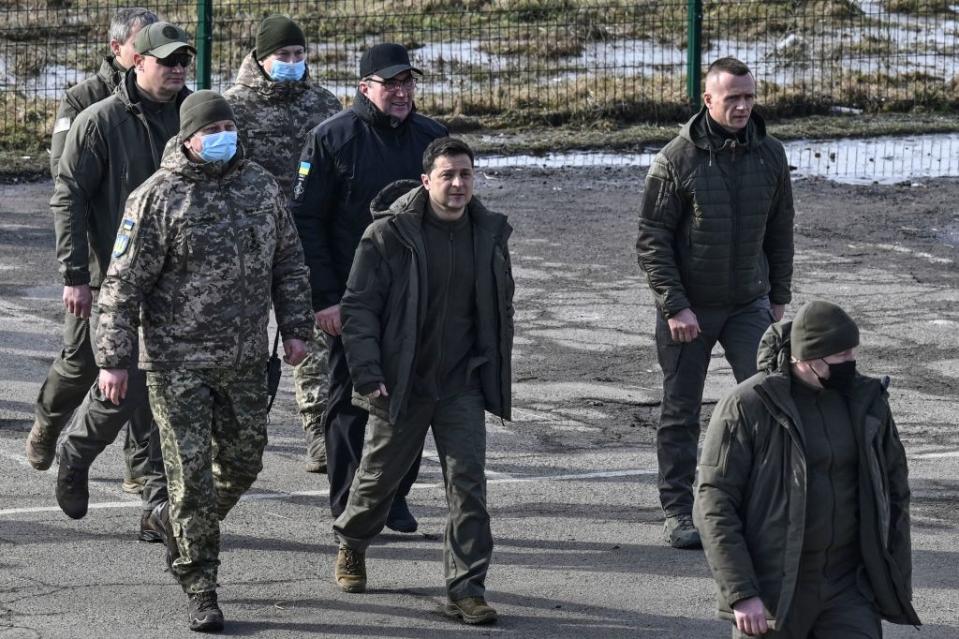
[0, 467, 655, 517]
[912, 450, 959, 459]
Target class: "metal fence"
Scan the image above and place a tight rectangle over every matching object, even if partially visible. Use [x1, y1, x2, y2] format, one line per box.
[2, 1, 959, 158]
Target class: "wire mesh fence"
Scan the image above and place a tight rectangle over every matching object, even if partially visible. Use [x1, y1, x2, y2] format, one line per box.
[2, 1, 959, 174]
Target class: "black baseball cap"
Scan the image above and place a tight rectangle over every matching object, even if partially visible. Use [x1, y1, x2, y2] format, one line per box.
[359, 43, 422, 79]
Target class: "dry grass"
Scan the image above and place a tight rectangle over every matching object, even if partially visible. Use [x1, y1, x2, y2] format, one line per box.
[881, 0, 956, 14]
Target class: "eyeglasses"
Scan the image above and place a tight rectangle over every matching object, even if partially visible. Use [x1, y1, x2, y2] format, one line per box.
[152, 53, 193, 68]
[365, 77, 416, 92]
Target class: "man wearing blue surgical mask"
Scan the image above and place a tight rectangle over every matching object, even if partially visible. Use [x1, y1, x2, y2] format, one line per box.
[225, 14, 342, 476]
[96, 90, 314, 632]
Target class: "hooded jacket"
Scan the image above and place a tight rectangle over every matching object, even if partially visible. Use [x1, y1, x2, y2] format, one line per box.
[340, 185, 514, 424]
[289, 92, 448, 311]
[693, 322, 920, 630]
[94, 141, 313, 371]
[51, 69, 191, 288]
[636, 106, 794, 317]
[50, 56, 123, 177]
[223, 52, 341, 197]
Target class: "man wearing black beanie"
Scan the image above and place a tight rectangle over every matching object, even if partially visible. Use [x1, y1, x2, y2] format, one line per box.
[694, 300, 920, 637]
[224, 15, 342, 476]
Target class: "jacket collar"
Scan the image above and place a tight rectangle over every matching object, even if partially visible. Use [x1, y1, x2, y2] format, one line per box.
[99, 56, 124, 91]
[352, 90, 414, 130]
[118, 67, 191, 113]
[680, 105, 767, 152]
[384, 186, 512, 246]
[233, 51, 311, 101]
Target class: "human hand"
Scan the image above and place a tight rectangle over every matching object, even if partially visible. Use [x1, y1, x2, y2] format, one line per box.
[283, 338, 308, 366]
[732, 596, 768, 636]
[98, 368, 128, 405]
[315, 304, 342, 336]
[667, 308, 701, 342]
[770, 303, 785, 322]
[63, 284, 93, 319]
[367, 383, 389, 400]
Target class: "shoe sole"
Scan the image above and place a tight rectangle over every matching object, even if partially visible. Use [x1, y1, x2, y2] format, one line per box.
[304, 463, 327, 474]
[138, 529, 164, 543]
[122, 482, 145, 495]
[189, 617, 224, 633]
[335, 577, 366, 593]
[443, 604, 497, 625]
[27, 456, 53, 471]
[385, 519, 418, 533]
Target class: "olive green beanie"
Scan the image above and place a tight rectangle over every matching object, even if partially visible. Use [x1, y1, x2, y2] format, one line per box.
[179, 90, 235, 140]
[255, 15, 305, 60]
[790, 300, 860, 361]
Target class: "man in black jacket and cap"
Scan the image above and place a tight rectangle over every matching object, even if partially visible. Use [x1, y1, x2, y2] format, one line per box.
[290, 43, 448, 531]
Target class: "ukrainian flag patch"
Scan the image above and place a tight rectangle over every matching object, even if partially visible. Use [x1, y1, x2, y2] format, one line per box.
[298, 162, 311, 176]
[112, 218, 135, 258]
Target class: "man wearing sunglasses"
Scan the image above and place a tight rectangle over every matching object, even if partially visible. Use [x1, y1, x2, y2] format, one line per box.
[31, 6, 160, 518]
[290, 43, 447, 535]
[224, 14, 342, 476]
[46, 21, 193, 540]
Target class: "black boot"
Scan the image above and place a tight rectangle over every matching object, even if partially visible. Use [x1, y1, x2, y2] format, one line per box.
[385, 496, 418, 533]
[154, 501, 179, 571]
[55, 463, 89, 519]
[187, 590, 224, 633]
[138, 505, 165, 543]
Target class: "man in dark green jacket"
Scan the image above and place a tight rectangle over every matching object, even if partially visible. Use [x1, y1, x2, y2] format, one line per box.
[694, 300, 919, 637]
[333, 138, 513, 625]
[637, 57, 794, 548]
[34, 7, 159, 502]
[33, 21, 194, 541]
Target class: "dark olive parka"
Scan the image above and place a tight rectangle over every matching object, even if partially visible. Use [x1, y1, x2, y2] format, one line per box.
[637, 107, 794, 318]
[693, 322, 920, 631]
[340, 186, 514, 425]
[51, 69, 190, 288]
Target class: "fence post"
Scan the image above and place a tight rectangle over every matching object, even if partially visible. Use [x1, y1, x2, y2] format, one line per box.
[686, 0, 703, 110]
[195, 0, 213, 90]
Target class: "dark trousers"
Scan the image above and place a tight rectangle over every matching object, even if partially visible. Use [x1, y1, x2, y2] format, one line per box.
[732, 558, 881, 638]
[58, 307, 167, 512]
[324, 335, 421, 517]
[35, 306, 149, 481]
[656, 297, 772, 516]
[334, 390, 491, 599]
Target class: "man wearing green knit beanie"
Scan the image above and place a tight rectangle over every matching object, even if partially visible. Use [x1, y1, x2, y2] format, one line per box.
[225, 15, 341, 476]
[694, 299, 920, 637]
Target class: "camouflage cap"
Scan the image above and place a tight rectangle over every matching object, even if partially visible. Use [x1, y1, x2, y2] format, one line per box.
[135, 22, 195, 58]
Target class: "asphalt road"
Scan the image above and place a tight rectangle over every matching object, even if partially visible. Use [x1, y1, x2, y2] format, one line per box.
[1, 173, 957, 638]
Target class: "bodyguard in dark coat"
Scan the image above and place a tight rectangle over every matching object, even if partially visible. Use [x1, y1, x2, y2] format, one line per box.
[694, 301, 920, 637]
[290, 43, 448, 529]
[637, 57, 794, 548]
[34, 21, 194, 540]
[332, 138, 512, 625]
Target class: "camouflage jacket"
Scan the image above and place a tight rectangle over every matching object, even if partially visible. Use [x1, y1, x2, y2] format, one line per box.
[95, 142, 314, 371]
[223, 52, 341, 197]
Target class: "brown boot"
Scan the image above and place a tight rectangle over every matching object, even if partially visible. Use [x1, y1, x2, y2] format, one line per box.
[444, 597, 498, 625]
[25, 419, 59, 471]
[334, 546, 366, 593]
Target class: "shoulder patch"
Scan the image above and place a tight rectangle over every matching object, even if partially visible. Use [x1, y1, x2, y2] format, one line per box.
[112, 218, 135, 258]
[298, 161, 311, 176]
[53, 117, 72, 134]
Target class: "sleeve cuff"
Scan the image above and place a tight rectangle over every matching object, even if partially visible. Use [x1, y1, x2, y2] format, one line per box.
[63, 271, 91, 286]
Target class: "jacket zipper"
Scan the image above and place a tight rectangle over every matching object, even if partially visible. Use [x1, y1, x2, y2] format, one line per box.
[435, 228, 454, 399]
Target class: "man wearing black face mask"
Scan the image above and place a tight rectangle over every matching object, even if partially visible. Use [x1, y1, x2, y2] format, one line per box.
[694, 300, 919, 637]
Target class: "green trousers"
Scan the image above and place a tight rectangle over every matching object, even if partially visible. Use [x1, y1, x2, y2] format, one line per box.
[333, 389, 491, 600]
[292, 326, 329, 462]
[147, 364, 268, 593]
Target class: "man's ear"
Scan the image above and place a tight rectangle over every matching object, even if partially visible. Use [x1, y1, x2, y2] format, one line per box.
[110, 39, 122, 57]
[420, 173, 430, 189]
[133, 52, 145, 72]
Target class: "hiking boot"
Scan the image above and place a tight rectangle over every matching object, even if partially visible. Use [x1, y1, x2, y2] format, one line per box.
[304, 456, 327, 474]
[122, 477, 145, 495]
[187, 590, 224, 633]
[385, 496, 418, 533]
[334, 546, 366, 593]
[138, 503, 166, 543]
[443, 597, 498, 625]
[25, 419, 59, 471]
[663, 513, 702, 549]
[55, 463, 89, 519]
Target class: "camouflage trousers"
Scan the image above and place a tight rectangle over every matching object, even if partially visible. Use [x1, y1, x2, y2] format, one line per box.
[292, 326, 329, 462]
[147, 363, 269, 593]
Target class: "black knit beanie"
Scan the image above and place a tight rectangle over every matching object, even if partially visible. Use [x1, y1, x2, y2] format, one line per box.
[255, 15, 305, 60]
[179, 90, 235, 140]
[790, 300, 860, 361]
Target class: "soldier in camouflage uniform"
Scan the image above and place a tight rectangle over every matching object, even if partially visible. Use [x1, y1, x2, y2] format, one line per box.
[224, 14, 341, 474]
[94, 91, 313, 633]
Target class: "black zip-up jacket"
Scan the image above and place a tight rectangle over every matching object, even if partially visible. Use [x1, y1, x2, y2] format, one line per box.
[340, 186, 514, 424]
[50, 56, 123, 177]
[694, 322, 920, 630]
[51, 69, 190, 287]
[289, 93, 448, 311]
[637, 106, 794, 318]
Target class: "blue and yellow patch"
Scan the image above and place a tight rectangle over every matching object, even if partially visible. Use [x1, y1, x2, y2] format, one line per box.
[112, 218, 135, 258]
[298, 161, 311, 176]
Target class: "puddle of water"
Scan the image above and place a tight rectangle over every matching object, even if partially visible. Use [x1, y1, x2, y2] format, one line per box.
[480, 133, 959, 185]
